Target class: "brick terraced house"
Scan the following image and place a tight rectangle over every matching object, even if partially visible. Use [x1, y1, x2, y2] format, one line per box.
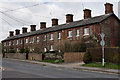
[2, 3, 120, 53]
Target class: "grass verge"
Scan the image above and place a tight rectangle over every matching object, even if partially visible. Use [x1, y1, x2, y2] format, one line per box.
[41, 59, 63, 64]
[82, 62, 120, 70]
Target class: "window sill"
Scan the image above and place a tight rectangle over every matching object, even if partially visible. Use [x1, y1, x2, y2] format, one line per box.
[83, 34, 89, 36]
[50, 39, 53, 41]
[50, 49, 54, 51]
[58, 38, 61, 40]
[76, 35, 79, 37]
[67, 36, 72, 38]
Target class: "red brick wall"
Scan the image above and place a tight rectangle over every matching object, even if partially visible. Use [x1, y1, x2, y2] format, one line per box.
[64, 52, 85, 63]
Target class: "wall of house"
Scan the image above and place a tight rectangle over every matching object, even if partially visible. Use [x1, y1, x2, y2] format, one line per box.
[2, 23, 103, 53]
[101, 15, 120, 47]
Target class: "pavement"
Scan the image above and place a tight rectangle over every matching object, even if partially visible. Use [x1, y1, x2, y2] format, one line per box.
[3, 58, 120, 75]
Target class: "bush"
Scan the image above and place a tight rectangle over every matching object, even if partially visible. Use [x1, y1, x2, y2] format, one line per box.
[24, 46, 29, 53]
[55, 40, 88, 52]
[87, 47, 120, 64]
[8, 49, 15, 53]
[83, 50, 91, 64]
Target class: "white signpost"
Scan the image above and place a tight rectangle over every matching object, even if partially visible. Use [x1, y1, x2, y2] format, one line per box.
[100, 33, 105, 67]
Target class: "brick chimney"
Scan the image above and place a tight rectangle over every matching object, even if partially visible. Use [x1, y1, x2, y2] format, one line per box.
[30, 25, 36, 31]
[9, 31, 14, 37]
[83, 9, 91, 19]
[15, 29, 20, 35]
[22, 27, 27, 33]
[105, 3, 114, 14]
[66, 14, 73, 23]
[40, 22, 46, 29]
[52, 18, 58, 26]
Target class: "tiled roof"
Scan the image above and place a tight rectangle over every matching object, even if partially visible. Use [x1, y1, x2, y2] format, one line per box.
[2, 13, 114, 42]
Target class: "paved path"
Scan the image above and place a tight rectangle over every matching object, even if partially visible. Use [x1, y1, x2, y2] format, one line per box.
[2, 59, 119, 79]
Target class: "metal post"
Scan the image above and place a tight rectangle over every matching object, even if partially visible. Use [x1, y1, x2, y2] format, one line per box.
[102, 46, 104, 67]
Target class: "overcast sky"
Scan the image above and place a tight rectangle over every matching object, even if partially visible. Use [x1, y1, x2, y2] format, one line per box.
[0, 0, 119, 42]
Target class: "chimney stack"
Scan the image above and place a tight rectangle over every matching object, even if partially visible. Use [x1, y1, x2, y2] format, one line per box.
[83, 9, 91, 19]
[105, 3, 113, 14]
[52, 18, 58, 26]
[66, 14, 73, 23]
[15, 29, 20, 35]
[9, 31, 14, 37]
[30, 25, 36, 31]
[22, 27, 27, 33]
[40, 22, 46, 29]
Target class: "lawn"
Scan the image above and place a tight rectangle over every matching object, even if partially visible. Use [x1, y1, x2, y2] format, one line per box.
[82, 62, 120, 70]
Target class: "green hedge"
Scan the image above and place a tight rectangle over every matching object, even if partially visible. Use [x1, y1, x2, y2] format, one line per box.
[87, 47, 120, 64]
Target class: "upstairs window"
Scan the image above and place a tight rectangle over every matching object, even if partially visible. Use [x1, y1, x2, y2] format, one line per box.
[44, 35, 47, 41]
[26, 38, 28, 43]
[9, 41, 11, 46]
[20, 40, 22, 44]
[16, 40, 19, 45]
[68, 30, 72, 38]
[58, 32, 61, 39]
[84, 27, 89, 36]
[36, 36, 40, 43]
[50, 34, 53, 40]
[4, 42, 6, 46]
[13, 40, 15, 45]
[76, 29, 80, 36]
[32, 37, 34, 43]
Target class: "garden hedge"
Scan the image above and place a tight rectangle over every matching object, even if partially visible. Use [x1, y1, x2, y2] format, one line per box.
[87, 47, 120, 64]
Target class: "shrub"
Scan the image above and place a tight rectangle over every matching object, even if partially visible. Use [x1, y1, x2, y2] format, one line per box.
[24, 46, 29, 53]
[87, 47, 120, 64]
[8, 49, 15, 53]
[83, 50, 91, 64]
[113, 53, 120, 64]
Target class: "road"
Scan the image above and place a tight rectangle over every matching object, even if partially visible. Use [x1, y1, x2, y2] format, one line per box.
[2, 59, 119, 79]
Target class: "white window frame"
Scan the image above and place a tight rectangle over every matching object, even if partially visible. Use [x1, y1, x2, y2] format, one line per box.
[9, 41, 11, 46]
[20, 40, 22, 44]
[37, 36, 40, 43]
[58, 32, 61, 39]
[44, 35, 47, 41]
[44, 47, 47, 52]
[26, 38, 28, 43]
[76, 29, 80, 37]
[84, 27, 89, 36]
[16, 40, 19, 45]
[50, 45, 54, 51]
[50, 34, 53, 40]
[4, 49, 6, 52]
[32, 37, 34, 43]
[4, 42, 6, 46]
[13, 40, 15, 45]
[68, 30, 72, 38]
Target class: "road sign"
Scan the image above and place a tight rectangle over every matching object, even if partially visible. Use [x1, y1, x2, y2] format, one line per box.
[100, 40, 105, 46]
[100, 33, 105, 39]
[100, 33, 105, 67]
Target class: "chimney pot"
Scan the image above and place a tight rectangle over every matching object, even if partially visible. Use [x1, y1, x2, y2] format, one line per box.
[22, 27, 27, 33]
[83, 9, 91, 19]
[105, 3, 114, 14]
[66, 14, 73, 23]
[40, 22, 46, 29]
[30, 25, 36, 31]
[52, 18, 58, 26]
[15, 29, 20, 35]
[9, 31, 14, 37]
